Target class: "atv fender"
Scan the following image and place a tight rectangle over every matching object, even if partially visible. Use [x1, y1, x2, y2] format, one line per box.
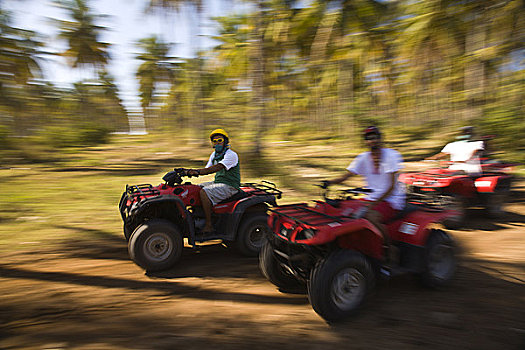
[388, 209, 454, 246]
[446, 177, 476, 198]
[474, 175, 512, 193]
[319, 219, 385, 260]
[225, 195, 275, 240]
[126, 195, 189, 234]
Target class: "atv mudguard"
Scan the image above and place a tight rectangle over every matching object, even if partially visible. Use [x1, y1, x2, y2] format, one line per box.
[474, 174, 512, 193]
[329, 219, 386, 260]
[388, 209, 454, 246]
[184, 194, 275, 246]
[124, 195, 189, 235]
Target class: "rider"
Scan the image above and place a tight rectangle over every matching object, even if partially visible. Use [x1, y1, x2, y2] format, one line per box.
[322, 126, 405, 260]
[426, 126, 484, 175]
[183, 129, 241, 233]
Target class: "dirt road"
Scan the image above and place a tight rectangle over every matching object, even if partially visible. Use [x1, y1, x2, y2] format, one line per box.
[1, 183, 524, 350]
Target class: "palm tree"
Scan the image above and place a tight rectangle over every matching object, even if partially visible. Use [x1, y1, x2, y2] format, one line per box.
[135, 36, 174, 116]
[0, 9, 43, 88]
[395, 0, 467, 123]
[292, 0, 390, 132]
[98, 70, 128, 132]
[146, 0, 206, 137]
[53, 0, 110, 71]
[0, 9, 44, 134]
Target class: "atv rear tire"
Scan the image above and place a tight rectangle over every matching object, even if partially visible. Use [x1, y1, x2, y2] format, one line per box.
[128, 219, 183, 272]
[308, 250, 374, 322]
[236, 213, 269, 257]
[418, 229, 456, 288]
[485, 191, 509, 218]
[259, 241, 306, 294]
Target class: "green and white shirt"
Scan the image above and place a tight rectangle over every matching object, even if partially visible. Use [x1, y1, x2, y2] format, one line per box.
[205, 149, 241, 189]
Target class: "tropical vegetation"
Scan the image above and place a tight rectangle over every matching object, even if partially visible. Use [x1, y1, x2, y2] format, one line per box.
[0, 0, 523, 162]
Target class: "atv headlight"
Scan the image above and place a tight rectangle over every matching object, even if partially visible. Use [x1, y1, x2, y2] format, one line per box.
[302, 229, 315, 239]
[295, 228, 316, 240]
[279, 224, 292, 237]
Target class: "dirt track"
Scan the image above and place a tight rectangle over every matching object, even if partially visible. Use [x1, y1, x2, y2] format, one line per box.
[1, 182, 524, 350]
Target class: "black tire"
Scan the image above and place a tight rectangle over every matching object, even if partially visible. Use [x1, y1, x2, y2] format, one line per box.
[308, 250, 375, 322]
[419, 229, 456, 288]
[485, 191, 509, 218]
[128, 219, 183, 272]
[259, 241, 306, 294]
[442, 195, 466, 229]
[236, 213, 269, 257]
[123, 223, 134, 241]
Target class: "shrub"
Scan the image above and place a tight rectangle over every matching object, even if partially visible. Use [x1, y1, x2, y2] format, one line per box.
[38, 123, 111, 148]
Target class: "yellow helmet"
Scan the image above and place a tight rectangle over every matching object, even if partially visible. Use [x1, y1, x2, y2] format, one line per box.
[209, 128, 229, 140]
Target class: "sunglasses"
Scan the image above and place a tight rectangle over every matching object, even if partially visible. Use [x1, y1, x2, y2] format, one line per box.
[211, 138, 224, 144]
[364, 134, 379, 141]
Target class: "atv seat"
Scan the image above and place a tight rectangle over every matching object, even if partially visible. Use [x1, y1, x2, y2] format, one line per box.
[216, 189, 248, 205]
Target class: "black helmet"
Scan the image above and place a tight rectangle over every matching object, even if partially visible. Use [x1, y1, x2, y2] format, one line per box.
[364, 126, 381, 139]
[458, 126, 474, 140]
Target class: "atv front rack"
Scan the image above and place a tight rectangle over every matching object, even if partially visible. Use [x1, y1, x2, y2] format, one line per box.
[118, 184, 161, 220]
[269, 203, 349, 227]
[125, 184, 160, 200]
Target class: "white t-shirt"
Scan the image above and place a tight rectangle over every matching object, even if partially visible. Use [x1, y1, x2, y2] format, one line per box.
[442, 140, 484, 174]
[206, 149, 239, 170]
[346, 148, 406, 210]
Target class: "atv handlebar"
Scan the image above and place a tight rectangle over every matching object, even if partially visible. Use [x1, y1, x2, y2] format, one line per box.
[316, 182, 373, 201]
[162, 167, 199, 186]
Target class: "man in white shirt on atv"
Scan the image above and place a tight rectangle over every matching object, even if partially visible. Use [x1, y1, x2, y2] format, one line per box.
[427, 126, 484, 175]
[322, 126, 406, 260]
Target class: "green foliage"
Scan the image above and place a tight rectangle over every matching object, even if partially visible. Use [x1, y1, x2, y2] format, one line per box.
[1, 0, 525, 165]
[389, 120, 443, 141]
[477, 106, 525, 162]
[0, 124, 10, 148]
[38, 123, 111, 148]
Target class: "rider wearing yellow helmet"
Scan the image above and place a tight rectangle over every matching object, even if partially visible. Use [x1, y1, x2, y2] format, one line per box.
[184, 129, 241, 233]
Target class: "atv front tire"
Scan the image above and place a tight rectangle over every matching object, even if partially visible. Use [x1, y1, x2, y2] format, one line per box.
[259, 241, 306, 294]
[128, 219, 183, 272]
[236, 213, 269, 256]
[418, 229, 456, 288]
[308, 250, 375, 322]
[123, 223, 134, 241]
[442, 195, 466, 229]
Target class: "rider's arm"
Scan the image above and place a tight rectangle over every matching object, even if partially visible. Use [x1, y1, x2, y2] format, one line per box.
[188, 163, 225, 176]
[327, 170, 354, 185]
[198, 163, 225, 175]
[426, 152, 449, 161]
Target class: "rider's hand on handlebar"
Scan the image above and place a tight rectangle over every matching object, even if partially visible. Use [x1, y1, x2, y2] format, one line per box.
[185, 169, 199, 177]
[352, 205, 369, 219]
[320, 180, 331, 189]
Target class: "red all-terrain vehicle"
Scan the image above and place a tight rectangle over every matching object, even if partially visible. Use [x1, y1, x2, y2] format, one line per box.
[398, 159, 515, 228]
[259, 187, 457, 322]
[119, 168, 281, 272]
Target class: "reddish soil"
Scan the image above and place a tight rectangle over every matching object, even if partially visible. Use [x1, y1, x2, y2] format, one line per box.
[1, 182, 524, 350]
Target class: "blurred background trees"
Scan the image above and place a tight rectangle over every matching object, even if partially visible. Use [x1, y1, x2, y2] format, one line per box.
[0, 0, 523, 161]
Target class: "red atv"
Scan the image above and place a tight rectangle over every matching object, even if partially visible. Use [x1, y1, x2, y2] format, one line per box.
[259, 187, 457, 322]
[399, 159, 515, 228]
[119, 168, 281, 272]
